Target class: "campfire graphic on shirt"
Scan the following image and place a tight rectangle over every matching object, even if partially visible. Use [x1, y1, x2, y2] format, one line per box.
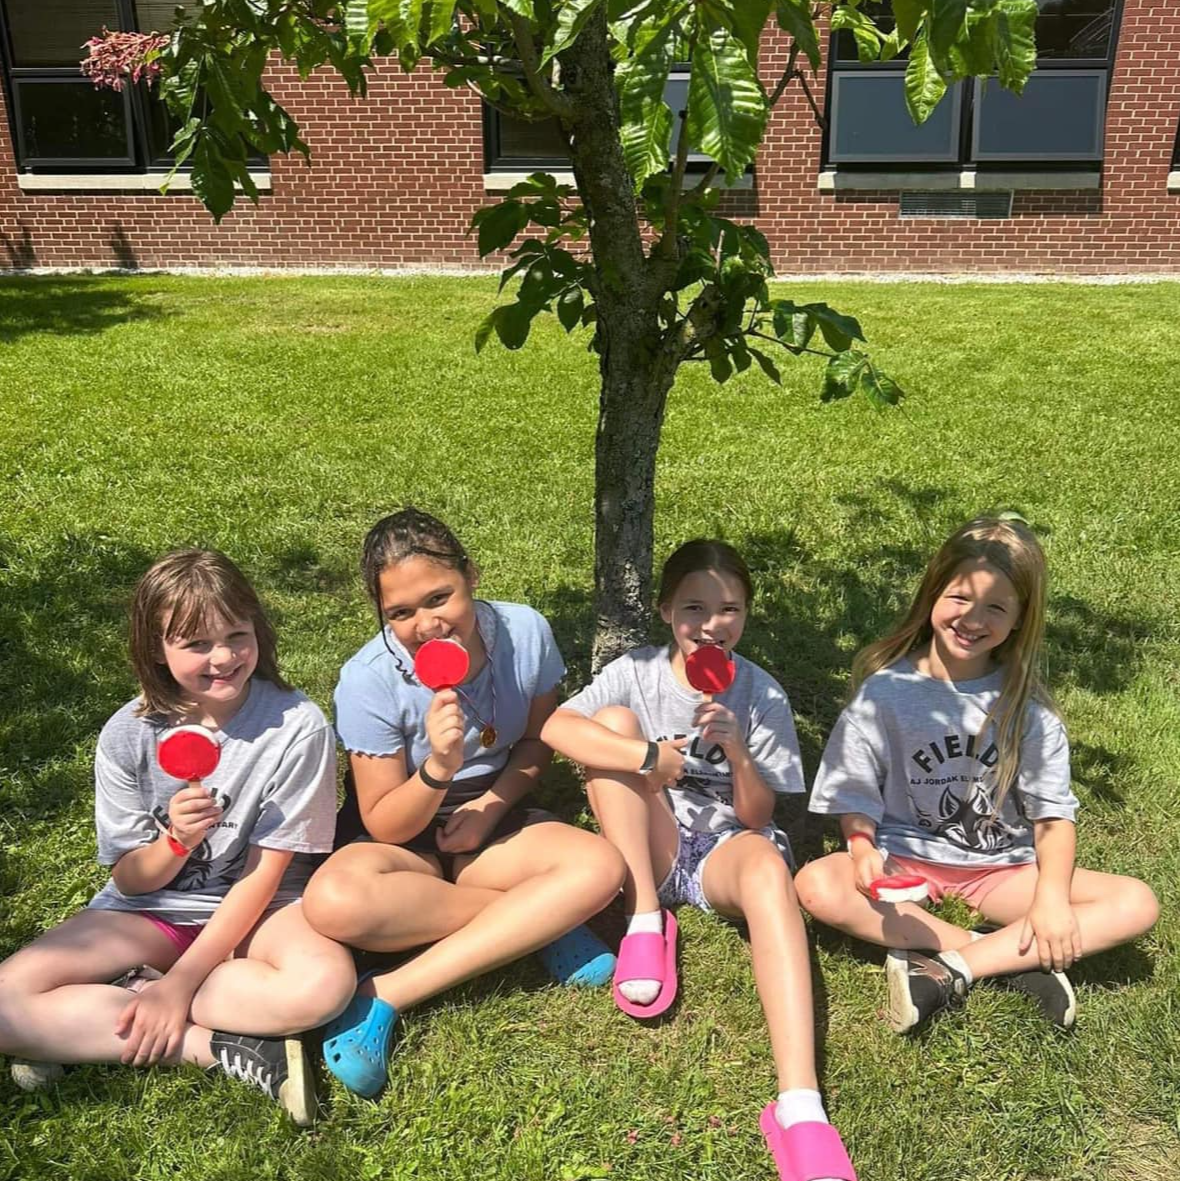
[152, 793, 244, 891]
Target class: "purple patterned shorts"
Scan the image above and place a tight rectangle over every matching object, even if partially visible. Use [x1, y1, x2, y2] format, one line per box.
[657, 825, 794, 914]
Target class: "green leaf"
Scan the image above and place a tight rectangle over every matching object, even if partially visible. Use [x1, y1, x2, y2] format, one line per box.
[929, 0, 970, 58]
[729, 0, 775, 66]
[471, 200, 529, 255]
[425, 1, 456, 45]
[703, 337, 733, 383]
[499, 0, 536, 16]
[541, 0, 603, 67]
[557, 286, 584, 331]
[860, 363, 905, 408]
[190, 136, 235, 221]
[804, 303, 866, 350]
[904, 30, 947, 125]
[477, 301, 535, 351]
[616, 20, 676, 189]
[950, 8, 998, 76]
[892, 0, 926, 44]
[994, 0, 1037, 92]
[686, 28, 767, 183]
[832, 6, 885, 64]
[774, 0, 820, 72]
[771, 300, 814, 350]
[747, 345, 782, 384]
[822, 349, 868, 402]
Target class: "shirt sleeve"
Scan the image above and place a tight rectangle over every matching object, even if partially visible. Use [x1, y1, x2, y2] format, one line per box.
[94, 735, 157, 865]
[334, 659, 406, 757]
[559, 656, 630, 718]
[251, 713, 338, 854]
[1016, 709, 1078, 822]
[809, 709, 887, 821]
[748, 686, 806, 795]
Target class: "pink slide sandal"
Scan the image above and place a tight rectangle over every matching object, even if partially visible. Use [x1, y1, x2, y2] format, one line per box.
[612, 909, 678, 1019]
[759, 1104, 858, 1181]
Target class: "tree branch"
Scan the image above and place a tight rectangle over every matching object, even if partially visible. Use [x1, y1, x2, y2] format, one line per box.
[508, 13, 575, 120]
[747, 329, 832, 360]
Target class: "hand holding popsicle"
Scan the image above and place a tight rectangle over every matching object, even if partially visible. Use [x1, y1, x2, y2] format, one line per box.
[157, 726, 222, 849]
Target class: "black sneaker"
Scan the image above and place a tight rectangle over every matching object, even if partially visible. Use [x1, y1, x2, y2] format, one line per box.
[209, 1032, 317, 1127]
[885, 948, 967, 1033]
[972, 925, 1076, 1029]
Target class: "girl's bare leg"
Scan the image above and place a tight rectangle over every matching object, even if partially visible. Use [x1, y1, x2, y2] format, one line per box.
[302, 842, 504, 951]
[583, 706, 680, 914]
[365, 823, 624, 1011]
[794, 852, 976, 953]
[958, 866, 1158, 979]
[187, 902, 356, 1035]
[702, 834, 818, 1093]
[0, 910, 212, 1066]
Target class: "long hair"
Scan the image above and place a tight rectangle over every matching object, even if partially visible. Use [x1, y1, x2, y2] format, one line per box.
[657, 539, 753, 609]
[851, 516, 1057, 815]
[130, 549, 288, 718]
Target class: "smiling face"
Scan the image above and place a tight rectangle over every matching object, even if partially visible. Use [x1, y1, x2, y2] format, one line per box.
[160, 614, 259, 726]
[660, 567, 748, 684]
[924, 558, 1022, 680]
[377, 555, 480, 662]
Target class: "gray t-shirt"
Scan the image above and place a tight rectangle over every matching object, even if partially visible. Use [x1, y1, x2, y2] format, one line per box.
[810, 660, 1077, 867]
[561, 645, 804, 836]
[88, 677, 337, 924]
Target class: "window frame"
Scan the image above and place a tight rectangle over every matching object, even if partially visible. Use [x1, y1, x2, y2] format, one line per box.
[0, 0, 233, 175]
[822, 0, 1124, 174]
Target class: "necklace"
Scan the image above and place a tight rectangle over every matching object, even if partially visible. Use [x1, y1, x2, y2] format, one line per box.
[454, 675, 497, 748]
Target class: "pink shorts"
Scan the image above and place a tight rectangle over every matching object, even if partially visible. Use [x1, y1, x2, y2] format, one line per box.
[887, 854, 1036, 911]
[140, 913, 203, 955]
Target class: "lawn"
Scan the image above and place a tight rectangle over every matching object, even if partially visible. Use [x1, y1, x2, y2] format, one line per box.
[0, 274, 1176, 1181]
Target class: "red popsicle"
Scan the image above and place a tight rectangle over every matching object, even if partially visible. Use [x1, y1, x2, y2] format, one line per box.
[685, 644, 735, 698]
[868, 874, 930, 904]
[414, 637, 470, 691]
[157, 725, 221, 783]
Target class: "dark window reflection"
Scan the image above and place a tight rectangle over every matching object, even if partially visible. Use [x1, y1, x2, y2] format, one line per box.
[16, 79, 131, 161]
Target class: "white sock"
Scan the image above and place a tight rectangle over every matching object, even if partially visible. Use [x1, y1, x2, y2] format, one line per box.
[774, 1087, 828, 1129]
[619, 911, 663, 1005]
[938, 948, 974, 986]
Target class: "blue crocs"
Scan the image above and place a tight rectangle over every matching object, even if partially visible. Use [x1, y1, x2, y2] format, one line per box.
[537, 923, 617, 987]
[322, 982, 398, 1098]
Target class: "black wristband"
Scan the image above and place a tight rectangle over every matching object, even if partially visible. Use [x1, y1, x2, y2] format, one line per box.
[638, 741, 659, 774]
[417, 760, 453, 790]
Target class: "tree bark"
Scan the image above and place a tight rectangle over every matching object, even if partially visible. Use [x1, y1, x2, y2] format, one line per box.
[562, 10, 675, 670]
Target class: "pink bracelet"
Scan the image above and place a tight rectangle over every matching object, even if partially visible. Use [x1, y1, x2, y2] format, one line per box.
[845, 831, 875, 852]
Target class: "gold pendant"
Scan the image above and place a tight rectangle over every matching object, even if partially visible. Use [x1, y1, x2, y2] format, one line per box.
[479, 725, 497, 748]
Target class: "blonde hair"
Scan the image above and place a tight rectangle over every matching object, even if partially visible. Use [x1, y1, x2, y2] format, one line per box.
[129, 549, 289, 718]
[851, 516, 1058, 815]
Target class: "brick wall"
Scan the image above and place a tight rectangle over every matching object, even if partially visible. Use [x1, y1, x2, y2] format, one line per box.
[0, 1, 1176, 274]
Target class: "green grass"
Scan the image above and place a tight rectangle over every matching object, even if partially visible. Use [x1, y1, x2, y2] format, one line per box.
[0, 274, 1176, 1181]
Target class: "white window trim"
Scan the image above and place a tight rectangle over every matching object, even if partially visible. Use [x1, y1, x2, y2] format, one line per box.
[17, 171, 272, 192]
[817, 170, 1100, 192]
[483, 170, 753, 192]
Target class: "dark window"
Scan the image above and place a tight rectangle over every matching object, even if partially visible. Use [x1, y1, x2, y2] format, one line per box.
[0, 0, 220, 173]
[485, 69, 713, 172]
[826, 0, 1121, 170]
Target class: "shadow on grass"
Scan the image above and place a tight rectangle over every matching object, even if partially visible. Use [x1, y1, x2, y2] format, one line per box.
[0, 275, 168, 344]
[0, 531, 152, 817]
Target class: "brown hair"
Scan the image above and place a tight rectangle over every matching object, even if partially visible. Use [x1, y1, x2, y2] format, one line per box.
[130, 549, 288, 718]
[360, 507, 474, 622]
[851, 516, 1058, 815]
[657, 540, 753, 608]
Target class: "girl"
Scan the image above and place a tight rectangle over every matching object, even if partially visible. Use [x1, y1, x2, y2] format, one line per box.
[795, 517, 1159, 1035]
[0, 550, 355, 1125]
[301, 508, 625, 1098]
[541, 541, 858, 1181]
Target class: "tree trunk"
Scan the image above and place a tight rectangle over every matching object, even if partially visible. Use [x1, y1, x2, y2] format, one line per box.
[562, 10, 675, 670]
